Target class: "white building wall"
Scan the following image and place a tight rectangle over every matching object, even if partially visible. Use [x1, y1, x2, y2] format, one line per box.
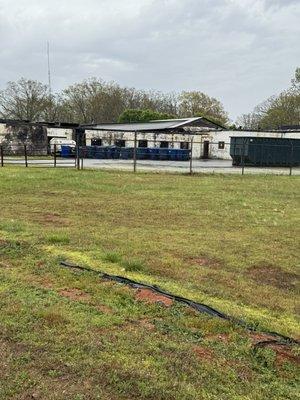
[0, 124, 73, 143]
[83, 128, 300, 160]
[1, 124, 299, 159]
[47, 127, 73, 139]
[85, 129, 207, 158]
[0, 123, 6, 143]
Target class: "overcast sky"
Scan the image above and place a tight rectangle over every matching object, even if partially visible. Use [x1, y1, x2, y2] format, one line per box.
[0, 0, 299, 121]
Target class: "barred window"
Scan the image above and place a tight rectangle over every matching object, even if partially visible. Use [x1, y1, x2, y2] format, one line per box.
[160, 141, 169, 148]
[138, 140, 148, 148]
[91, 138, 102, 146]
[115, 140, 126, 147]
[180, 142, 189, 149]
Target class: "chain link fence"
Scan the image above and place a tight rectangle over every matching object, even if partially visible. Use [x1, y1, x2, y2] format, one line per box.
[0, 144, 76, 168]
[1, 135, 299, 175]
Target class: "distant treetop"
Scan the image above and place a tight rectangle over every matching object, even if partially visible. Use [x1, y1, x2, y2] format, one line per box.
[0, 77, 229, 126]
[117, 109, 176, 123]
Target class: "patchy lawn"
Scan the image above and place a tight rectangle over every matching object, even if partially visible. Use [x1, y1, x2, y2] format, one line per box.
[0, 167, 299, 399]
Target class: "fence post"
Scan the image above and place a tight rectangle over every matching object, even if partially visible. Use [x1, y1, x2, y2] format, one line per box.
[0, 146, 3, 167]
[289, 142, 294, 176]
[241, 139, 245, 175]
[76, 143, 80, 170]
[189, 137, 194, 175]
[133, 131, 137, 173]
[54, 144, 57, 167]
[24, 145, 28, 168]
[200, 137, 203, 160]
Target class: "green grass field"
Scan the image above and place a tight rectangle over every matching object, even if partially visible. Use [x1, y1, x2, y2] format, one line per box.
[0, 167, 299, 399]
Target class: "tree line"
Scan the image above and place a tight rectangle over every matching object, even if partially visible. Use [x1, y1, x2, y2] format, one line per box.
[0, 78, 228, 126]
[0, 69, 299, 128]
[237, 68, 300, 130]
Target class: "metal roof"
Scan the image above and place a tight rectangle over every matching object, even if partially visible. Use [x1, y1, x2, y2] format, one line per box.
[83, 117, 223, 132]
[0, 119, 79, 128]
[0, 117, 225, 131]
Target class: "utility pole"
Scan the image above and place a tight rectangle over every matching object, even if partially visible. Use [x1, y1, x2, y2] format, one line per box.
[47, 41, 52, 96]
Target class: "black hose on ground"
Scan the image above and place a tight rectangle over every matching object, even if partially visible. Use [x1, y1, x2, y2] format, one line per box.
[60, 261, 299, 347]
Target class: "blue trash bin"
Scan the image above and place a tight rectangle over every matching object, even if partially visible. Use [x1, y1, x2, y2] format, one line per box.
[111, 146, 121, 159]
[94, 146, 107, 159]
[61, 146, 71, 158]
[120, 147, 134, 159]
[149, 148, 160, 160]
[86, 146, 95, 158]
[182, 149, 190, 161]
[170, 149, 178, 161]
[159, 148, 171, 160]
[106, 146, 113, 159]
[136, 147, 149, 160]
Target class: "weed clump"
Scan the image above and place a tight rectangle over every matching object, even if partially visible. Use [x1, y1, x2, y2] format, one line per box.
[46, 232, 70, 245]
[103, 251, 146, 272]
[0, 219, 25, 233]
[122, 260, 146, 272]
[102, 251, 122, 264]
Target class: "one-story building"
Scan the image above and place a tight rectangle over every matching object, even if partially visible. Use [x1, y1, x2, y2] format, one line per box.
[0, 117, 299, 159]
[0, 119, 75, 155]
[83, 118, 300, 160]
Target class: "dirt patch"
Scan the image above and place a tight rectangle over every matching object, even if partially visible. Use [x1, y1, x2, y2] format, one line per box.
[206, 333, 230, 343]
[234, 363, 253, 381]
[96, 304, 113, 314]
[256, 342, 300, 366]
[138, 319, 156, 331]
[38, 278, 55, 290]
[33, 212, 69, 227]
[26, 392, 40, 400]
[41, 191, 61, 196]
[250, 333, 300, 366]
[0, 261, 12, 268]
[187, 256, 222, 269]
[59, 288, 91, 302]
[0, 338, 10, 380]
[249, 332, 279, 344]
[193, 345, 214, 361]
[268, 343, 300, 366]
[247, 265, 298, 290]
[135, 288, 173, 307]
[36, 261, 45, 268]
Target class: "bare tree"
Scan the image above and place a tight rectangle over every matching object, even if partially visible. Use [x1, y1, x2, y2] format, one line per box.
[0, 77, 230, 125]
[59, 78, 126, 123]
[178, 91, 229, 125]
[59, 78, 182, 123]
[0, 78, 57, 121]
[236, 112, 260, 130]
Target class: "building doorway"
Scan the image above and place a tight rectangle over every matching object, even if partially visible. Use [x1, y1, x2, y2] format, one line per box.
[202, 141, 210, 159]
